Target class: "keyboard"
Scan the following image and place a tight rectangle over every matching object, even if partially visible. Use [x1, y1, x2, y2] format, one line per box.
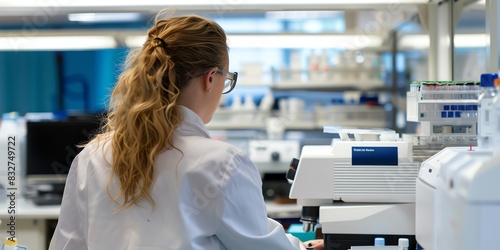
[28, 194, 63, 206]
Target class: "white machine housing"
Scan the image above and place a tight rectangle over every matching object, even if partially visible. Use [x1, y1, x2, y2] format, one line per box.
[434, 150, 499, 250]
[417, 147, 495, 250]
[289, 139, 418, 204]
[287, 128, 419, 247]
[320, 203, 415, 236]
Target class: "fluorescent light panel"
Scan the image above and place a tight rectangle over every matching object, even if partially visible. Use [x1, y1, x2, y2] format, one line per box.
[0, 33, 488, 51]
[400, 34, 489, 49]
[125, 34, 383, 49]
[68, 13, 142, 23]
[228, 35, 383, 49]
[266, 11, 343, 19]
[0, 36, 117, 51]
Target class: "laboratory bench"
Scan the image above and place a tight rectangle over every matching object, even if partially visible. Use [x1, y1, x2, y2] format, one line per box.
[0, 198, 301, 250]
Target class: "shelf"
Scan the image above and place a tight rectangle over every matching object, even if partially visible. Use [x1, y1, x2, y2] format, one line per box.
[207, 121, 386, 130]
[207, 106, 388, 130]
[270, 81, 387, 92]
[206, 120, 385, 130]
[233, 83, 391, 92]
[270, 68, 383, 73]
[206, 121, 317, 130]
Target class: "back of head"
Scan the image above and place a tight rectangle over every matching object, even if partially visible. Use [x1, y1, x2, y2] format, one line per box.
[99, 12, 228, 209]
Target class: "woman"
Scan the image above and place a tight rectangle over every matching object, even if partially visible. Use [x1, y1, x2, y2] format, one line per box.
[50, 12, 323, 250]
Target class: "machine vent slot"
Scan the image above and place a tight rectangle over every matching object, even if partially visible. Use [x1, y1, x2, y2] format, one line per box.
[333, 164, 419, 195]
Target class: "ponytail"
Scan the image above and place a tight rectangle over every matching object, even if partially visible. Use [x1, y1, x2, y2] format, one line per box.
[92, 13, 227, 210]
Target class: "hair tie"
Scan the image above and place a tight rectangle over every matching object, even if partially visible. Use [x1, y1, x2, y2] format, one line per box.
[153, 36, 168, 49]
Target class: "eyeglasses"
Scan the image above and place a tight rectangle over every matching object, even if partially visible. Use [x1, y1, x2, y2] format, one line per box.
[216, 68, 238, 94]
[193, 68, 238, 94]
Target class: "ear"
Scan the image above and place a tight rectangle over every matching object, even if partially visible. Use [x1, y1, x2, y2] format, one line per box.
[202, 68, 217, 92]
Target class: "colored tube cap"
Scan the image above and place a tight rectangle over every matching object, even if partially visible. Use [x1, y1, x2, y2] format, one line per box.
[495, 78, 500, 87]
[480, 73, 498, 87]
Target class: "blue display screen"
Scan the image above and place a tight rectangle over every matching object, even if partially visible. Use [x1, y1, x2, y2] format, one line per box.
[351, 146, 398, 166]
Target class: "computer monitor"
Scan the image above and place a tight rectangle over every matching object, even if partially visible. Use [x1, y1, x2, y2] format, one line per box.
[26, 116, 101, 184]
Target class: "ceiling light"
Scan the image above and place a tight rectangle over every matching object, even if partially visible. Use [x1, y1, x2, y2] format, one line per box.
[125, 34, 384, 49]
[68, 13, 142, 23]
[399, 34, 489, 49]
[455, 34, 488, 48]
[227, 35, 383, 49]
[265, 11, 342, 20]
[0, 36, 117, 51]
[399, 35, 429, 49]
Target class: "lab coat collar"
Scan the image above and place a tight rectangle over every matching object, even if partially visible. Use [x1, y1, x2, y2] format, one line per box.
[177, 105, 210, 138]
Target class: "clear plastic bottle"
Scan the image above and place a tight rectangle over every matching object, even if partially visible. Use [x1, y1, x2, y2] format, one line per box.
[477, 73, 498, 150]
[492, 78, 500, 156]
[398, 238, 409, 250]
[2, 237, 28, 250]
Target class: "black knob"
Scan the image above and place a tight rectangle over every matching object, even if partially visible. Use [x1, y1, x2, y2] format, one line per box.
[271, 152, 280, 161]
[286, 158, 300, 181]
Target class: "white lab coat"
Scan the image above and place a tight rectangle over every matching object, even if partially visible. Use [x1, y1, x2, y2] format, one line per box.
[50, 105, 306, 250]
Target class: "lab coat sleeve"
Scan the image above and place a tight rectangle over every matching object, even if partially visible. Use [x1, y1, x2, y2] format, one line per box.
[49, 154, 88, 250]
[215, 151, 306, 250]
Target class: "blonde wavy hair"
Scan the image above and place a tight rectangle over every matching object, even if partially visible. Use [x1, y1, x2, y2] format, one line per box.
[93, 12, 227, 209]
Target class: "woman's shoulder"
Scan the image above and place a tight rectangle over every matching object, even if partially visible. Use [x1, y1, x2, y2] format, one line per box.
[175, 136, 255, 175]
[179, 135, 244, 158]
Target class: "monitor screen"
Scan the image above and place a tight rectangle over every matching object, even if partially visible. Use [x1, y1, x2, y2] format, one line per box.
[26, 117, 101, 181]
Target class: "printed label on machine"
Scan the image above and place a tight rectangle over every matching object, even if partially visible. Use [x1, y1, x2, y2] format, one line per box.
[351, 146, 398, 166]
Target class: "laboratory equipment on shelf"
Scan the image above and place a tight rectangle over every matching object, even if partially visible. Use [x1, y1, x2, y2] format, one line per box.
[248, 140, 300, 201]
[249, 140, 300, 175]
[287, 127, 419, 250]
[407, 80, 479, 137]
